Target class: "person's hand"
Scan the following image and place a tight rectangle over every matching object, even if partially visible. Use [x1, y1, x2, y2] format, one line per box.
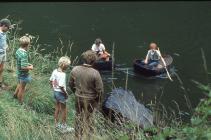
[144, 60, 148, 64]
[64, 93, 68, 99]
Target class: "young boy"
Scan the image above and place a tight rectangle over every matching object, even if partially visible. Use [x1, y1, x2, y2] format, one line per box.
[0, 18, 12, 89]
[91, 38, 110, 61]
[144, 42, 167, 67]
[13, 35, 33, 104]
[49, 56, 74, 133]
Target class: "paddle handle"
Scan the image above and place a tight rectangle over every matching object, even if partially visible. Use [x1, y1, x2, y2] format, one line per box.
[158, 47, 173, 82]
[165, 67, 173, 82]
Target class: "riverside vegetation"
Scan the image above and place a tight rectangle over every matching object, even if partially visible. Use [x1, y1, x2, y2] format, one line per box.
[0, 21, 210, 140]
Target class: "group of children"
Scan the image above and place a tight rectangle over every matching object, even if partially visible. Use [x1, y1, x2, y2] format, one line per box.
[0, 18, 71, 133]
[0, 18, 109, 134]
[0, 18, 166, 135]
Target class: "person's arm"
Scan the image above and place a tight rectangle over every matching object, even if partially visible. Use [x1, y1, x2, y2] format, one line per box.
[69, 70, 76, 93]
[21, 54, 33, 70]
[49, 80, 53, 88]
[58, 74, 68, 99]
[0, 34, 7, 50]
[92, 44, 100, 55]
[104, 51, 110, 56]
[102, 44, 110, 56]
[5, 35, 9, 50]
[49, 72, 54, 89]
[21, 65, 33, 70]
[95, 71, 104, 103]
[91, 44, 96, 51]
[144, 50, 150, 64]
[59, 86, 68, 99]
[97, 44, 104, 55]
[157, 49, 167, 67]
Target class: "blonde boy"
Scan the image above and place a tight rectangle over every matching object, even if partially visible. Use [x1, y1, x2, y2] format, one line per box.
[49, 56, 73, 133]
[13, 35, 33, 104]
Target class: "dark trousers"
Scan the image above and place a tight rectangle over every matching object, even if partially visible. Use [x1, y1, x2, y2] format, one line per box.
[74, 97, 99, 140]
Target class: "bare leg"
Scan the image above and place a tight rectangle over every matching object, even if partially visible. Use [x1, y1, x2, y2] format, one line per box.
[61, 103, 67, 125]
[0, 63, 4, 87]
[14, 83, 20, 98]
[54, 102, 61, 125]
[17, 82, 26, 104]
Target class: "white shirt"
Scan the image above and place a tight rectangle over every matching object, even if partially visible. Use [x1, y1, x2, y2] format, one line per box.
[49, 69, 66, 92]
[91, 43, 105, 53]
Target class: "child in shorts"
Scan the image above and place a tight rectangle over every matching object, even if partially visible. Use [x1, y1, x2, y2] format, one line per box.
[13, 35, 33, 104]
[49, 56, 74, 133]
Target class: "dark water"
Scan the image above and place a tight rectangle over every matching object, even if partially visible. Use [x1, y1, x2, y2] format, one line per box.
[1, 2, 211, 118]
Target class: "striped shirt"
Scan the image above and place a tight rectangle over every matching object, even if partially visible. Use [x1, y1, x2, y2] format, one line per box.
[16, 48, 30, 75]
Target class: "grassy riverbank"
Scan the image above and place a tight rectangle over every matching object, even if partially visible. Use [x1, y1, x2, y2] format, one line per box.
[0, 22, 210, 140]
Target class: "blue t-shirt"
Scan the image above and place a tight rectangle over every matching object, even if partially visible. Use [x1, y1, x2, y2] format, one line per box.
[0, 32, 7, 53]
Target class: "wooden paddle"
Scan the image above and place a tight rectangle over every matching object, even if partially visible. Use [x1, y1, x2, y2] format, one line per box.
[157, 47, 173, 82]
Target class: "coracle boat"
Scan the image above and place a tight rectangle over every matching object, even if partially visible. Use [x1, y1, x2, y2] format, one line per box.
[133, 54, 173, 77]
[93, 57, 113, 71]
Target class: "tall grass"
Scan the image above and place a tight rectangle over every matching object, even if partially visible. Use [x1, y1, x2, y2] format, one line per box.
[111, 42, 115, 90]
[0, 20, 210, 140]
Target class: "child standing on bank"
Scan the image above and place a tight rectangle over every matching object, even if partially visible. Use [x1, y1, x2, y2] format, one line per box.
[0, 18, 12, 89]
[13, 35, 33, 104]
[49, 56, 74, 133]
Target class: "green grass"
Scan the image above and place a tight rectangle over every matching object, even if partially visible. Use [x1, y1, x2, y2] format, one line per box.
[0, 20, 210, 140]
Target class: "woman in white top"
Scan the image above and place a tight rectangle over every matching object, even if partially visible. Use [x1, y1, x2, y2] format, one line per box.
[91, 38, 110, 61]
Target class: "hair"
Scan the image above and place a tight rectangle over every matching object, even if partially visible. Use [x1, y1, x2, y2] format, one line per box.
[149, 42, 158, 50]
[95, 38, 102, 45]
[58, 56, 71, 68]
[0, 18, 11, 27]
[81, 50, 97, 65]
[19, 36, 31, 47]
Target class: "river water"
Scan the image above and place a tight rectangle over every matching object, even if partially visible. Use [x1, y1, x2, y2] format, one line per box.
[1, 2, 211, 119]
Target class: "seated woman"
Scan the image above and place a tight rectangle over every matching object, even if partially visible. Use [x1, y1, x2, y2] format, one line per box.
[91, 38, 110, 61]
[144, 42, 166, 68]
